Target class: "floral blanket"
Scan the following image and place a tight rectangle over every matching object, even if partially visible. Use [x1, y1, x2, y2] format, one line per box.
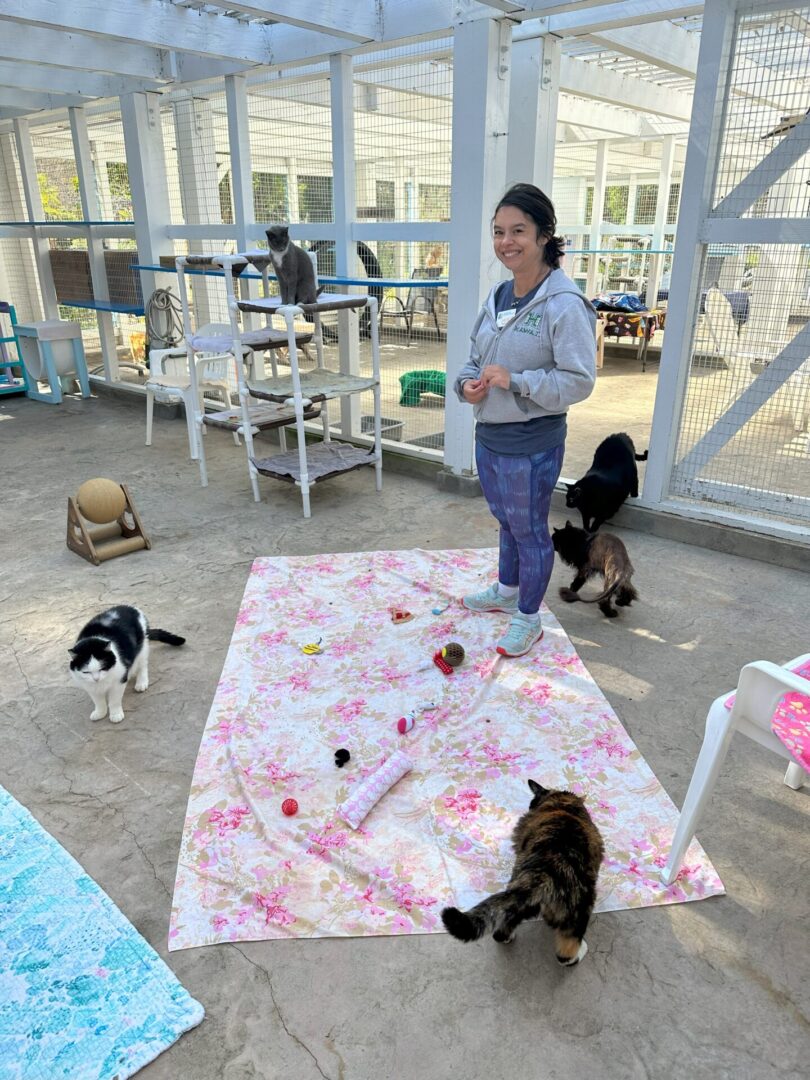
[0, 786, 203, 1079]
[169, 549, 723, 950]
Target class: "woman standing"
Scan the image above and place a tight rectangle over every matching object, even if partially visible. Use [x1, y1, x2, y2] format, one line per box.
[455, 183, 597, 657]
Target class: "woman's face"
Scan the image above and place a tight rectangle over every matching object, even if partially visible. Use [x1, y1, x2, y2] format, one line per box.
[492, 206, 547, 277]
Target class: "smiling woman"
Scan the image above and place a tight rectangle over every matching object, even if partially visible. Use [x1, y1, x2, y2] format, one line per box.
[453, 183, 598, 659]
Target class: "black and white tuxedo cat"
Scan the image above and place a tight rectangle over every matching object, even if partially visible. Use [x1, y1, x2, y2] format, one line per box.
[69, 605, 184, 724]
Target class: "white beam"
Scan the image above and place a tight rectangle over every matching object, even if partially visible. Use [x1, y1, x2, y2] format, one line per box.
[225, 74, 255, 252]
[0, 88, 90, 112]
[559, 55, 692, 123]
[507, 33, 560, 192]
[585, 22, 699, 79]
[546, 1, 704, 36]
[0, 61, 166, 99]
[0, 24, 173, 81]
[0, 1, 276, 64]
[69, 106, 119, 380]
[443, 17, 511, 478]
[585, 139, 608, 296]
[201, 2, 380, 43]
[330, 51, 361, 436]
[12, 118, 59, 316]
[119, 92, 173, 316]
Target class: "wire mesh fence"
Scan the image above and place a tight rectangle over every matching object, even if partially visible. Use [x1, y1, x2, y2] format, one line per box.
[669, 3, 810, 525]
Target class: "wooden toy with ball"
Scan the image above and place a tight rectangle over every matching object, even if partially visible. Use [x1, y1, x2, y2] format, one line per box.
[67, 478, 151, 566]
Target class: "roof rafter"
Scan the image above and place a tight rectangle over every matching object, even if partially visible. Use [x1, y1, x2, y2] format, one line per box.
[0, 0, 276, 64]
[199, 2, 380, 43]
[0, 89, 92, 113]
[0, 24, 173, 82]
[0, 61, 167, 99]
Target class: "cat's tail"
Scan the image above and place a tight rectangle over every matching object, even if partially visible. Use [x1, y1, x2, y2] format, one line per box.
[148, 629, 186, 647]
[559, 581, 620, 605]
[441, 905, 488, 942]
[635, 450, 649, 461]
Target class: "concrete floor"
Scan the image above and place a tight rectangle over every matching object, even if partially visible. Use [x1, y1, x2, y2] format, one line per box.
[2, 390, 809, 1080]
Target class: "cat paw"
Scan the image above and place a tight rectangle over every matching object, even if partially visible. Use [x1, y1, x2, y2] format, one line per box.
[134, 679, 149, 692]
[603, 609, 619, 619]
[90, 708, 107, 721]
[109, 710, 125, 724]
[493, 931, 515, 944]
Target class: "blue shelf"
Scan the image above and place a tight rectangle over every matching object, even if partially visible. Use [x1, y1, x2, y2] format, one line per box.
[59, 299, 145, 317]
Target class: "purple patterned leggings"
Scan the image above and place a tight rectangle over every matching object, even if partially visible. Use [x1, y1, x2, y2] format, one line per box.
[475, 440, 565, 615]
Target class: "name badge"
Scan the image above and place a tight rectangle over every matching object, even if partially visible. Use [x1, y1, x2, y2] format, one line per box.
[496, 308, 515, 329]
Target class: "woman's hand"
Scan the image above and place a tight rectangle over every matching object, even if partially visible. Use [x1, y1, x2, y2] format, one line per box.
[481, 364, 512, 390]
[462, 378, 488, 404]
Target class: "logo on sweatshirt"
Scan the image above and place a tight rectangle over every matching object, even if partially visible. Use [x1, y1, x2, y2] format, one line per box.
[515, 310, 544, 337]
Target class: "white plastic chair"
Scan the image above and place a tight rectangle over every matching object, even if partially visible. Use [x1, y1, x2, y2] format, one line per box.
[145, 346, 234, 459]
[663, 654, 809, 884]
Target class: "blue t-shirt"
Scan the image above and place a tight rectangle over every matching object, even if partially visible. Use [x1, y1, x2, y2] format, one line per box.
[474, 280, 566, 456]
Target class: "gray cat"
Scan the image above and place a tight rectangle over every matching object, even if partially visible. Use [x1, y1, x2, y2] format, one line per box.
[265, 225, 322, 305]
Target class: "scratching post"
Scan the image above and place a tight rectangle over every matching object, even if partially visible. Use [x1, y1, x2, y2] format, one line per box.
[67, 479, 151, 566]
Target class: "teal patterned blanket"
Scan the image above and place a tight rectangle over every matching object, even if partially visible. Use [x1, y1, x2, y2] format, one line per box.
[0, 786, 203, 1079]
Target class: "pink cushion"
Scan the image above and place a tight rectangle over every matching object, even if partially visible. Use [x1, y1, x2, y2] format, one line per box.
[724, 658, 810, 770]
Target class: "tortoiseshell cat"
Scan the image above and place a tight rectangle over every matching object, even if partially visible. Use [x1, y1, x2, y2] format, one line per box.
[553, 521, 638, 619]
[442, 780, 604, 966]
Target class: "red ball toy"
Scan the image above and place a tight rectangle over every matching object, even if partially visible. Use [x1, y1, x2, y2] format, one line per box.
[281, 798, 299, 817]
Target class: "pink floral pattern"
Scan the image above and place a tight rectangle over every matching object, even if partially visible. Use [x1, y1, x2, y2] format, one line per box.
[169, 549, 723, 951]
[723, 657, 810, 769]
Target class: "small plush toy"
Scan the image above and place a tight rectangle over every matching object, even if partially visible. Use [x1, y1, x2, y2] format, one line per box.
[337, 751, 413, 830]
[390, 607, 413, 624]
[396, 714, 415, 734]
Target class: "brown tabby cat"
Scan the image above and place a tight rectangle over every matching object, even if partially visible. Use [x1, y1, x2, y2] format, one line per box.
[441, 780, 604, 966]
[552, 520, 637, 619]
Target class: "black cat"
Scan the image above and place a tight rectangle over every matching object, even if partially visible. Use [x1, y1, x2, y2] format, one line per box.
[552, 522, 637, 620]
[565, 433, 648, 532]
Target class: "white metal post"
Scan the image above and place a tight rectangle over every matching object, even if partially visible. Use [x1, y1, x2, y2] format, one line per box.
[284, 157, 300, 223]
[0, 131, 42, 322]
[585, 139, 608, 298]
[172, 94, 227, 326]
[642, 0, 738, 506]
[506, 29, 561, 194]
[119, 91, 173, 333]
[69, 106, 119, 382]
[12, 117, 59, 318]
[443, 17, 511, 478]
[647, 134, 676, 308]
[330, 51, 361, 438]
[225, 74, 254, 252]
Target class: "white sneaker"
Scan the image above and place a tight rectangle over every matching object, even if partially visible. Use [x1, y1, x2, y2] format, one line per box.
[496, 614, 544, 657]
[462, 583, 519, 614]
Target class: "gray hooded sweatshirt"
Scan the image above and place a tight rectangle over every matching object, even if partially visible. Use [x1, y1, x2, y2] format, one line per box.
[453, 269, 597, 424]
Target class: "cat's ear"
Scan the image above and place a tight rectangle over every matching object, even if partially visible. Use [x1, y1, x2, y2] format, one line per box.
[565, 519, 573, 528]
[67, 647, 77, 657]
[528, 779, 549, 798]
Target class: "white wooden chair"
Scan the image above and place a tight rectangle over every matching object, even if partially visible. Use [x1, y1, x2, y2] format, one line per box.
[663, 654, 809, 884]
